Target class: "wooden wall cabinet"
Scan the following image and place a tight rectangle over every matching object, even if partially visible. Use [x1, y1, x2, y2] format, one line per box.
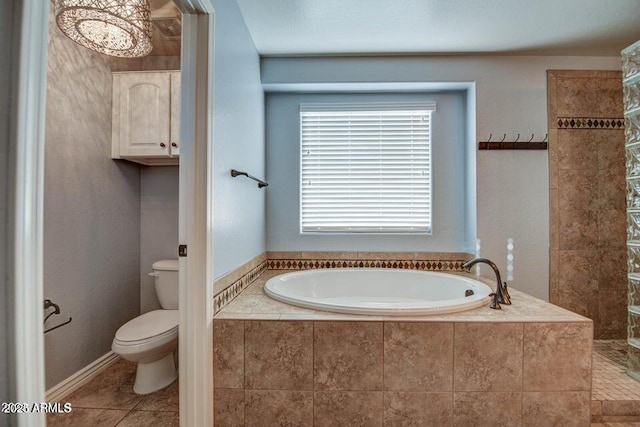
[112, 71, 180, 165]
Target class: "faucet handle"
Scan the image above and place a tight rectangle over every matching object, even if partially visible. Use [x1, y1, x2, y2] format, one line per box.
[489, 293, 501, 310]
[500, 282, 512, 305]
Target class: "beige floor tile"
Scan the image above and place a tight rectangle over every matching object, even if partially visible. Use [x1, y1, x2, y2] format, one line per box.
[213, 320, 244, 389]
[523, 391, 591, 427]
[116, 410, 179, 427]
[65, 359, 142, 410]
[383, 391, 452, 427]
[384, 322, 453, 392]
[213, 389, 244, 426]
[134, 380, 179, 412]
[314, 321, 383, 391]
[244, 320, 313, 390]
[47, 408, 128, 427]
[453, 392, 522, 427]
[245, 390, 313, 426]
[454, 323, 523, 392]
[524, 322, 592, 391]
[314, 391, 383, 427]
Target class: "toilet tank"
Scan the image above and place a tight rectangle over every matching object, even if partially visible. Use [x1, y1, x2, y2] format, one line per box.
[151, 260, 179, 309]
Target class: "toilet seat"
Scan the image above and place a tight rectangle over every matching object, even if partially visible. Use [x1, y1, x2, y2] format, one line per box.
[115, 310, 179, 345]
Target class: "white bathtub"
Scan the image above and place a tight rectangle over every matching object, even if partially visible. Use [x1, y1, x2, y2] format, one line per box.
[264, 268, 493, 316]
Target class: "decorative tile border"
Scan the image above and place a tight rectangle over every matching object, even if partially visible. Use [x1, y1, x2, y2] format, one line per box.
[266, 258, 467, 271]
[556, 117, 624, 130]
[214, 261, 267, 314]
[214, 252, 471, 313]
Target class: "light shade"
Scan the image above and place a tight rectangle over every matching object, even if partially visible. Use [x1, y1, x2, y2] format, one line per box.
[54, 0, 153, 58]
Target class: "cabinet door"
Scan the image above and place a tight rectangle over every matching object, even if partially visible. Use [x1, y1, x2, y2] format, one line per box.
[169, 71, 181, 157]
[116, 73, 171, 157]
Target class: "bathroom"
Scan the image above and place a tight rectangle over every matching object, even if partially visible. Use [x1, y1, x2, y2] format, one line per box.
[42, 0, 183, 424]
[3, 0, 640, 426]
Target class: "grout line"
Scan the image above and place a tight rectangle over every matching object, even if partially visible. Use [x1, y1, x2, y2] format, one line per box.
[521, 322, 525, 418]
[452, 323, 457, 393]
[113, 410, 131, 427]
[381, 322, 385, 420]
[242, 320, 246, 425]
[312, 320, 315, 424]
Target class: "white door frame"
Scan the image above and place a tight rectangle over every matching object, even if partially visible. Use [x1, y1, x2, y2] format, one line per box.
[174, 1, 215, 426]
[12, 0, 49, 425]
[12, 0, 216, 425]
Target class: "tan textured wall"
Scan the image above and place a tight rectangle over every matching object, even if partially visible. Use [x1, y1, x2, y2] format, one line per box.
[44, 10, 141, 387]
[548, 70, 627, 339]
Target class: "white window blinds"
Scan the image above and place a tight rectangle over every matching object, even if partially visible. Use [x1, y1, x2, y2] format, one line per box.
[300, 103, 435, 233]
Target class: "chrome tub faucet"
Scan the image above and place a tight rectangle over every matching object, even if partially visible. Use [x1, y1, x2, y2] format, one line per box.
[462, 257, 511, 310]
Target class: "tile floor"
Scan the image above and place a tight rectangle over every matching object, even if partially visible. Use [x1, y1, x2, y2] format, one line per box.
[47, 359, 178, 427]
[593, 340, 640, 401]
[593, 340, 640, 424]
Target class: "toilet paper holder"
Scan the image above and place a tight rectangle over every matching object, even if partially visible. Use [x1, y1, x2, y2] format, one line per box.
[44, 299, 72, 334]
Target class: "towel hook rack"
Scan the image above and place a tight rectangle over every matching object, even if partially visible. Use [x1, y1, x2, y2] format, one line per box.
[230, 169, 268, 188]
[478, 132, 548, 150]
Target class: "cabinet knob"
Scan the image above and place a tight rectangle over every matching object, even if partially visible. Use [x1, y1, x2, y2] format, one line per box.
[171, 142, 178, 148]
[160, 142, 166, 148]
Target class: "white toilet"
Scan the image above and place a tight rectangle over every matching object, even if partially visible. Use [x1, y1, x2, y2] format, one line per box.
[112, 259, 179, 394]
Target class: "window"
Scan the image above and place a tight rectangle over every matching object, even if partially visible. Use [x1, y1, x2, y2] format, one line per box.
[300, 103, 435, 233]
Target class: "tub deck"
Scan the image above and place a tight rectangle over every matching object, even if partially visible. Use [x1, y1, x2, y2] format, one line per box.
[216, 269, 590, 323]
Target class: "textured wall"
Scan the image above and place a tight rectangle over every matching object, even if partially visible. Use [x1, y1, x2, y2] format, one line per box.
[106, 56, 180, 314]
[213, 0, 266, 280]
[140, 166, 179, 313]
[548, 70, 626, 339]
[261, 55, 622, 300]
[266, 92, 467, 252]
[43, 11, 141, 388]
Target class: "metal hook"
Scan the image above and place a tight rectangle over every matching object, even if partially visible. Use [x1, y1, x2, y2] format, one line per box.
[527, 133, 535, 143]
[542, 133, 548, 143]
[500, 133, 507, 143]
[487, 133, 492, 142]
[44, 299, 60, 315]
[514, 134, 520, 143]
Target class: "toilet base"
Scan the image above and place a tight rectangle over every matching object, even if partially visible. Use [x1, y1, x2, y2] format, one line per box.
[133, 352, 177, 394]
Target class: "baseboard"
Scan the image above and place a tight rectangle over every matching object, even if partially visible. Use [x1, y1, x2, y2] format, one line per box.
[46, 351, 119, 402]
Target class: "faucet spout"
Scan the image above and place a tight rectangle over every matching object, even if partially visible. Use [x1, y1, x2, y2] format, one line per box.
[462, 257, 511, 309]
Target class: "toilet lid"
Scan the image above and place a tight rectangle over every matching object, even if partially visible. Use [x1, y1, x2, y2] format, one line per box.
[115, 310, 179, 343]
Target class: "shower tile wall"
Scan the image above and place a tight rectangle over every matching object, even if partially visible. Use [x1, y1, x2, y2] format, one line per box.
[548, 70, 626, 339]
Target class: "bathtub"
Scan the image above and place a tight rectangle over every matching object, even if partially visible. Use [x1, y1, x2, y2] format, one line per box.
[264, 268, 493, 316]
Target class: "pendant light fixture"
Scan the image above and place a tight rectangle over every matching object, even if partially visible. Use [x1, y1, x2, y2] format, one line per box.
[54, 0, 153, 58]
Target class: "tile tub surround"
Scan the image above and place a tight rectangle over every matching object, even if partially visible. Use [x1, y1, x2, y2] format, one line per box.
[214, 253, 268, 313]
[213, 270, 593, 426]
[548, 70, 627, 340]
[213, 251, 473, 313]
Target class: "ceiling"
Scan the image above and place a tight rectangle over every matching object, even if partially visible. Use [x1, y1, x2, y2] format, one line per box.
[234, 0, 640, 56]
